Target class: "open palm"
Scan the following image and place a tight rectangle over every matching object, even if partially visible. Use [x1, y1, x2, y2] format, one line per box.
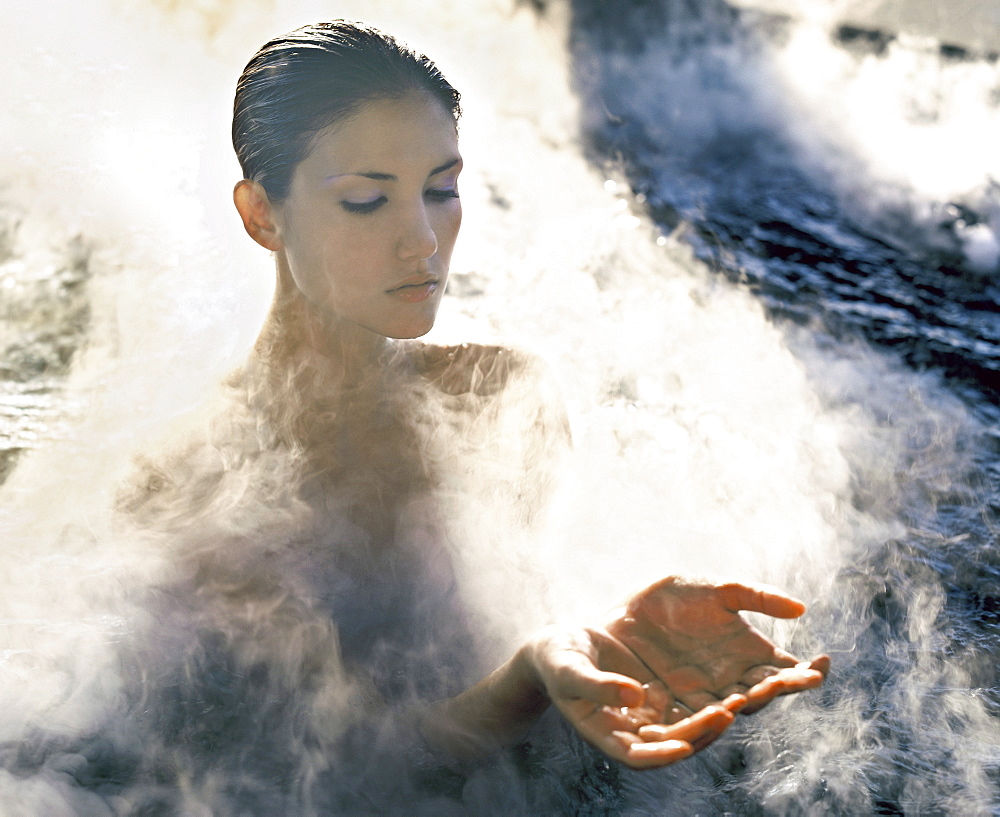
[529, 576, 828, 769]
[606, 576, 829, 717]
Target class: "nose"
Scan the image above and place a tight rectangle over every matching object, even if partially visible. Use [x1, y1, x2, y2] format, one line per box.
[397, 202, 438, 261]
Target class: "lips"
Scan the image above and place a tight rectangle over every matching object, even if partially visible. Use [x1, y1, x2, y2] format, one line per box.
[387, 276, 439, 303]
[387, 274, 437, 293]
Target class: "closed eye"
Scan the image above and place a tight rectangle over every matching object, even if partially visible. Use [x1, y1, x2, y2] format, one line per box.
[341, 196, 387, 214]
[425, 187, 459, 203]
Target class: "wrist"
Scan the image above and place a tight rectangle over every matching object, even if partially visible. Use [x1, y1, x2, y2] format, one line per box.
[419, 641, 553, 760]
[513, 634, 554, 712]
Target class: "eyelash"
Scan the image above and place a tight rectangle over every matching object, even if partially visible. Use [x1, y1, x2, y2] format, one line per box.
[426, 187, 460, 202]
[340, 197, 386, 214]
[340, 188, 459, 215]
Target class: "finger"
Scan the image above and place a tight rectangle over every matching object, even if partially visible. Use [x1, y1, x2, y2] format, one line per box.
[722, 692, 748, 714]
[636, 703, 734, 744]
[625, 679, 678, 724]
[622, 737, 694, 770]
[741, 665, 779, 686]
[808, 654, 831, 676]
[741, 664, 826, 714]
[566, 706, 692, 769]
[641, 679, 674, 712]
[548, 649, 645, 709]
[767, 646, 804, 668]
[719, 582, 807, 619]
[778, 662, 827, 690]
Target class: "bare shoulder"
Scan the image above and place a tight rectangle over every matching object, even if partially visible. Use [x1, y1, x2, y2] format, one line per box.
[413, 342, 543, 397]
[413, 342, 571, 450]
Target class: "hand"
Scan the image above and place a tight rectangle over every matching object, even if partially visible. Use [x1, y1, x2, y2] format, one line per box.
[606, 576, 829, 717]
[525, 576, 828, 770]
[526, 627, 746, 770]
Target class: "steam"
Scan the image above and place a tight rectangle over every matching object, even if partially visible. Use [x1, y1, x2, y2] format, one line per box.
[0, 0, 996, 814]
[773, 18, 1000, 273]
[572, 0, 1000, 273]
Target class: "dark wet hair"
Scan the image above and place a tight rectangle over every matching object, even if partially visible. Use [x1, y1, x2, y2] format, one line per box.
[233, 21, 461, 202]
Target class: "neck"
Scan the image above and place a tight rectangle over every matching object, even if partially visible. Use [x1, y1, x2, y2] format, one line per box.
[246, 260, 426, 539]
[253, 257, 393, 391]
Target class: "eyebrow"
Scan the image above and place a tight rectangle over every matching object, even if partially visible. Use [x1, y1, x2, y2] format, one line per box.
[324, 157, 462, 184]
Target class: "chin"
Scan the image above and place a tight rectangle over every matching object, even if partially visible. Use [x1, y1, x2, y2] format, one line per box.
[383, 307, 441, 340]
[380, 316, 437, 341]
[389, 324, 435, 340]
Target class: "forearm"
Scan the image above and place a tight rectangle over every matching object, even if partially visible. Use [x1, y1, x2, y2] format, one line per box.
[417, 642, 551, 759]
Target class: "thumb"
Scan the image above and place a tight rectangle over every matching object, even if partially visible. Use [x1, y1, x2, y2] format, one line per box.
[547, 650, 644, 708]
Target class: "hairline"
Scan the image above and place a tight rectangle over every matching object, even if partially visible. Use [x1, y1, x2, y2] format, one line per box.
[271, 88, 459, 200]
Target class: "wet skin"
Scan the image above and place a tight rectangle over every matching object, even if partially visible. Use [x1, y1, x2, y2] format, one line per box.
[233, 92, 829, 771]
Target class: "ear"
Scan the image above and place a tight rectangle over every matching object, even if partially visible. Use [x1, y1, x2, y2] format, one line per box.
[233, 179, 284, 251]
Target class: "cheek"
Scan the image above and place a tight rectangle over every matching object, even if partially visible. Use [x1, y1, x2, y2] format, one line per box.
[304, 222, 369, 274]
[438, 205, 462, 252]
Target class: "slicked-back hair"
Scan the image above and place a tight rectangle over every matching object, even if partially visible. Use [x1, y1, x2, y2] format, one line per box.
[233, 21, 461, 202]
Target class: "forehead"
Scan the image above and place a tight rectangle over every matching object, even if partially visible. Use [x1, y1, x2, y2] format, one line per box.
[298, 92, 460, 178]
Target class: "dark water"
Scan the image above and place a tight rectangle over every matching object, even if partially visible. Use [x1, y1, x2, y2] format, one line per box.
[0, 220, 92, 483]
[569, 0, 1000, 407]
[564, 0, 1000, 812]
[1, 1, 998, 813]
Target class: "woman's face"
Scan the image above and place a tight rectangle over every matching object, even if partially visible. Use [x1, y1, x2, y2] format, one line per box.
[274, 91, 462, 340]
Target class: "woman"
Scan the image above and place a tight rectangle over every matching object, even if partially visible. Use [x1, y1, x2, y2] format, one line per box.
[122, 20, 827, 812]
